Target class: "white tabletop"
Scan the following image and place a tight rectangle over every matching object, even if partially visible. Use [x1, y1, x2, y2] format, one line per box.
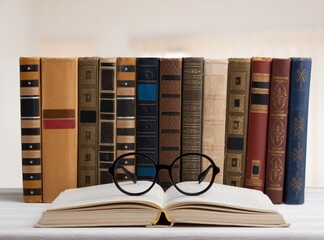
[1, 188, 324, 240]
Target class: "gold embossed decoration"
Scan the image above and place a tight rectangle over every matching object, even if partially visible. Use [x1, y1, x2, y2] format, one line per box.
[290, 171, 303, 196]
[268, 155, 284, 185]
[295, 62, 307, 88]
[270, 119, 285, 148]
[272, 80, 288, 111]
[291, 141, 304, 168]
[292, 112, 305, 137]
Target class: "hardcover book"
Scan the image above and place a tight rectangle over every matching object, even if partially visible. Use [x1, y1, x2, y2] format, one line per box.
[159, 58, 182, 188]
[41, 58, 78, 202]
[98, 58, 117, 184]
[224, 58, 251, 187]
[181, 57, 204, 181]
[78, 57, 99, 187]
[116, 57, 136, 181]
[244, 57, 272, 192]
[265, 58, 291, 204]
[284, 58, 312, 204]
[20, 57, 42, 203]
[36, 182, 289, 228]
[136, 58, 160, 180]
[202, 59, 228, 184]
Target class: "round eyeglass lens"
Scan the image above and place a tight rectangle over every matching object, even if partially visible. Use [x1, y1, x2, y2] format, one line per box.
[113, 153, 157, 195]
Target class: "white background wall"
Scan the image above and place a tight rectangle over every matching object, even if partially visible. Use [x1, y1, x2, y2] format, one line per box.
[1, 0, 323, 188]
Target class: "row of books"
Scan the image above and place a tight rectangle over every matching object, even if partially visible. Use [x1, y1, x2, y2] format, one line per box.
[19, 57, 311, 204]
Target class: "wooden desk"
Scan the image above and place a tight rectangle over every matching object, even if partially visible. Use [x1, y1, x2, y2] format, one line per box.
[0, 188, 324, 239]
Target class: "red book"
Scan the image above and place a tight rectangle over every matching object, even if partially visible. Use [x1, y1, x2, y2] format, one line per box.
[244, 57, 272, 192]
[265, 58, 291, 203]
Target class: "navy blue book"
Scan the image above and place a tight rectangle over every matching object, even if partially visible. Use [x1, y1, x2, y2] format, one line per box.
[136, 58, 160, 179]
[284, 58, 312, 204]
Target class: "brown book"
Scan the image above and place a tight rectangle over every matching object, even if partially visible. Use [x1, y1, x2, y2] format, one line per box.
[202, 59, 228, 184]
[224, 58, 251, 187]
[116, 57, 136, 181]
[159, 58, 182, 188]
[98, 58, 117, 184]
[20, 57, 42, 203]
[265, 58, 291, 203]
[181, 57, 204, 181]
[41, 58, 78, 202]
[78, 57, 99, 187]
[244, 57, 272, 192]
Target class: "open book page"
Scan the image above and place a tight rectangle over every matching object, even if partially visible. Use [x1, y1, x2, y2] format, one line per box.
[48, 181, 165, 211]
[163, 182, 277, 213]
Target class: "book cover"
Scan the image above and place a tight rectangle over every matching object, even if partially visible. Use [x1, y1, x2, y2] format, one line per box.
[245, 57, 272, 192]
[181, 57, 204, 181]
[265, 58, 291, 204]
[202, 59, 228, 184]
[20, 57, 42, 203]
[159, 58, 182, 188]
[98, 58, 117, 184]
[136, 58, 160, 180]
[41, 58, 78, 202]
[78, 57, 99, 187]
[116, 57, 136, 181]
[223, 58, 251, 187]
[284, 58, 312, 204]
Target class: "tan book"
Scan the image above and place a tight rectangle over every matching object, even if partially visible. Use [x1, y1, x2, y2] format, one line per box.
[36, 182, 289, 228]
[41, 58, 78, 202]
[202, 59, 228, 184]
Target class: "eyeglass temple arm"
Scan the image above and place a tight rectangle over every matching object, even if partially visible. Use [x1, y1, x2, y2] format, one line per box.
[116, 165, 137, 184]
[198, 165, 212, 184]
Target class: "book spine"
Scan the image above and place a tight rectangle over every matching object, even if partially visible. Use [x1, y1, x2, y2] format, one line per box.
[41, 58, 78, 202]
[202, 59, 228, 184]
[78, 57, 99, 187]
[116, 57, 136, 181]
[284, 58, 312, 204]
[98, 58, 117, 184]
[224, 58, 251, 187]
[136, 58, 160, 179]
[265, 58, 291, 204]
[159, 58, 182, 188]
[244, 57, 272, 192]
[181, 57, 204, 181]
[20, 57, 42, 203]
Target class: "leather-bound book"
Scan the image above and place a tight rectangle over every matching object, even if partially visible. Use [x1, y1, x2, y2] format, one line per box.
[20, 57, 42, 202]
[224, 58, 251, 187]
[116, 57, 136, 181]
[284, 58, 312, 204]
[78, 57, 99, 187]
[159, 58, 182, 188]
[202, 59, 228, 184]
[98, 58, 117, 184]
[245, 57, 272, 192]
[265, 58, 291, 204]
[136, 58, 160, 179]
[181, 57, 204, 181]
[41, 58, 78, 202]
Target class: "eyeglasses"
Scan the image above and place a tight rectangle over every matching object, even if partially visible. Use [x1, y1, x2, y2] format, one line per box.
[108, 152, 220, 196]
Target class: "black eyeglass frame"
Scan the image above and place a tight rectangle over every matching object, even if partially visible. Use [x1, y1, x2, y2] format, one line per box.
[108, 152, 220, 196]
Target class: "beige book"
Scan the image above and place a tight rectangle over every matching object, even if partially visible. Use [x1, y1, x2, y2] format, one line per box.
[202, 59, 228, 184]
[36, 182, 289, 228]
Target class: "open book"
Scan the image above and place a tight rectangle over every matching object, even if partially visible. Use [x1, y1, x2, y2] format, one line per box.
[36, 181, 289, 228]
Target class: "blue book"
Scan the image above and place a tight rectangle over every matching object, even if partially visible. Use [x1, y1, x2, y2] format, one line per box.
[284, 58, 312, 204]
[136, 58, 160, 179]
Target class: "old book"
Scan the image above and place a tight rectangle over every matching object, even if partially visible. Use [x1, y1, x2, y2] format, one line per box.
[116, 57, 136, 181]
[36, 182, 289, 228]
[284, 58, 312, 204]
[98, 58, 117, 184]
[20, 57, 42, 203]
[78, 57, 99, 187]
[136, 58, 160, 179]
[41, 58, 78, 203]
[245, 57, 272, 192]
[223, 58, 251, 187]
[265, 58, 291, 204]
[181, 57, 204, 181]
[202, 59, 228, 184]
[159, 58, 182, 189]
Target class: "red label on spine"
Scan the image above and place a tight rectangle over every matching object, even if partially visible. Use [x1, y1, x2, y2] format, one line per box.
[43, 119, 75, 129]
